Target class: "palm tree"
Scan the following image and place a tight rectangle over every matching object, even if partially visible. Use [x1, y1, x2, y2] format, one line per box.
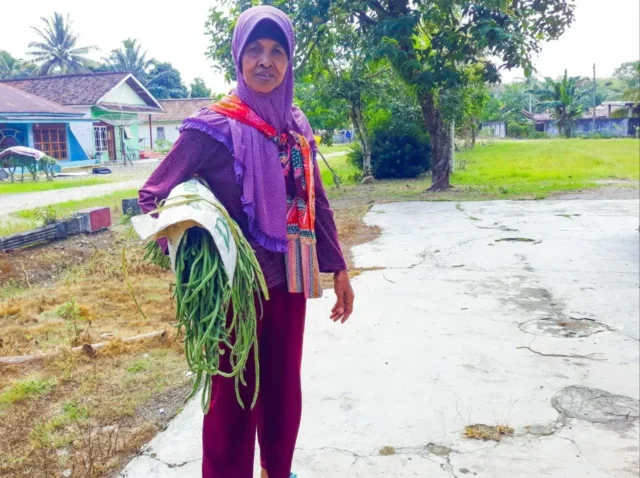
[531, 70, 589, 138]
[620, 62, 640, 104]
[0, 51, 21, 79]
[106, 39, 154, 83]
[28, 12, 96, 76]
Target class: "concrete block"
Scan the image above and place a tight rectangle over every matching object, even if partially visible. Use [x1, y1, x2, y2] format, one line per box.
[122, 198, 142, 216]
[77, 207, 111, 233]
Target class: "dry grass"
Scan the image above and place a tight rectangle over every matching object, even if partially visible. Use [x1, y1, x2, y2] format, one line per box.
[464, 424, 515, 442]
[0, 231, 194, 477]
[320, 204, 382, 288]
[0, 182, 384, 476]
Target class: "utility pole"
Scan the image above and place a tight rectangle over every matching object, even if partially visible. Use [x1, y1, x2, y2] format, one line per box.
[592, 63, 597, 136]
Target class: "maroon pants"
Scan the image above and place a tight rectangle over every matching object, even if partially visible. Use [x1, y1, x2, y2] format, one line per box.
[202, 285, 307, 478]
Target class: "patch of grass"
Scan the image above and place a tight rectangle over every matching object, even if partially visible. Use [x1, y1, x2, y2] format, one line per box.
[454, 139, 639, 198]
[0, 177, 115, 195]
[1, 188, 139, 237]
[0, 378, 57, 408]
[126, 357, 152, 374]
[319, 144, 353, 155]
[15, 188, 139, 221]
[318, 153, 360, 187]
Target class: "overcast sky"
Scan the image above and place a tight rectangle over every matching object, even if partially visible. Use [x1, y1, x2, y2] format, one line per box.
[1, 0, 638, 93]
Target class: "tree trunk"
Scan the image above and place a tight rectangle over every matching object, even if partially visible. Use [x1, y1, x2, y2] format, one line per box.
[419, 91, 451, 191]
[350, 104, 372, 177]
[471, 120, 477, 149]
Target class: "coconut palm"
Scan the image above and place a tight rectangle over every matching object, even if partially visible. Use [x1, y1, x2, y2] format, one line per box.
[532, 70, 589, 138]
[28, 12, 96, 76]
[106, 39, 154, 83]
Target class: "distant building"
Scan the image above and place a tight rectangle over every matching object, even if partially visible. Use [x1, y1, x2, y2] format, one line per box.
[0, 83, 90, 160]
[583, 101, 639, 119]
[1, 72, 163, 162]
[137, 98, 213, 148]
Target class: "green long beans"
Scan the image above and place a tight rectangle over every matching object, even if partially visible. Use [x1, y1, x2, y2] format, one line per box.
[174, 226, 266, 413]
[135, 190, 268, 413]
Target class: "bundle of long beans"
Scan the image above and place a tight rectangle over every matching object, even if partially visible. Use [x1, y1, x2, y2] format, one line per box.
[143, 194, 268, 413]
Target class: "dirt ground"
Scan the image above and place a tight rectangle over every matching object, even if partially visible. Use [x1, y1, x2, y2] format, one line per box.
[0, 194, 380, 477]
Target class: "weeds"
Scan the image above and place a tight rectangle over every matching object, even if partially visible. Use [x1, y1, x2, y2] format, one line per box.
[0, 377, 57, 407]
[32, 206, 68, 226]
[57, 298, 92, 347]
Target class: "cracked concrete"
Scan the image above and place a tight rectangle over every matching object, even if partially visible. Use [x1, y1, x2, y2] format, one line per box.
[119, 199, 639, 477]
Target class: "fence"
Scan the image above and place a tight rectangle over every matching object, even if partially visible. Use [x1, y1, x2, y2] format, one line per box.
[545, 118, 635, 137]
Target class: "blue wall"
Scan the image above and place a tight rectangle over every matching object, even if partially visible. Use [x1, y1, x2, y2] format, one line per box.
[0, 123, 30, 147]
[545, 118, 630, 137]
[66, 124, 89, 161]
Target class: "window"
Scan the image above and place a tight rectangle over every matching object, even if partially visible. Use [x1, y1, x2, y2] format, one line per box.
[157, 127, 166, 141]
[94, 126, 108, 152]
[33, 124, 67, 160]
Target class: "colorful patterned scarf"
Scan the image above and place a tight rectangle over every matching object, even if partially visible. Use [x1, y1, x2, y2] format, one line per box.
[211, 95, 322, 299]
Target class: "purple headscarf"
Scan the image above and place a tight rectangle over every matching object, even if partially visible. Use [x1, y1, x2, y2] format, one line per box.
[181, 6, 316, 253]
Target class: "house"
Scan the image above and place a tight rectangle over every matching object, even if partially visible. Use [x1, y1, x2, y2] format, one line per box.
[0, 83, 91, 160]
[521, 110, 552, 131]
[583, 101, 639, 119]
[0, 72, 163, 161]
[137, 98, 213, 149]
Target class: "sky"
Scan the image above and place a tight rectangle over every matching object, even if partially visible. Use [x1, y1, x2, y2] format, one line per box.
[0, 0, 638, 93]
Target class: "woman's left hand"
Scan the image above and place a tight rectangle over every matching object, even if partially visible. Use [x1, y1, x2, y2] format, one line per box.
[331, 270, 354, 323]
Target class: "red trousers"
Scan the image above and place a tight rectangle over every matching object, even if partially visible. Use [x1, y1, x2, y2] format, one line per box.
[202, 285, 307, 478]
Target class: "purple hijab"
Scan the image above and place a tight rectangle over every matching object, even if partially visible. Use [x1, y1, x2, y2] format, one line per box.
[181, 6, 316, 253]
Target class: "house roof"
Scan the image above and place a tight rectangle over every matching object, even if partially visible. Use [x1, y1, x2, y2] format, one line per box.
[522, 109, 552, 122]
[0, 83, 84, 118]
[0, 72, 162, 112]
[139, 98, 213, 122]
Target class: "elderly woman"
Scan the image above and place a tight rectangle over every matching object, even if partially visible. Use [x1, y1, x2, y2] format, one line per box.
[138, 6, 354, 478]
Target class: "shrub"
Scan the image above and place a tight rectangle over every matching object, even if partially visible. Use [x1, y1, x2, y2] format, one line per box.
[320, 131, 334, 147]
[155, 139, 173, 153]
[348, 124, 430, 179]
[506, 121, 536, 138]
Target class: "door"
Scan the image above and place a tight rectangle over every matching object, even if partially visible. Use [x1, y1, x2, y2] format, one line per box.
[106, 126, 116, 161]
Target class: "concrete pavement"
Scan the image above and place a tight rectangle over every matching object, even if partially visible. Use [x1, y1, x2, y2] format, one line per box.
[0, 179, 143, 216]
[120, 199, 640, 478]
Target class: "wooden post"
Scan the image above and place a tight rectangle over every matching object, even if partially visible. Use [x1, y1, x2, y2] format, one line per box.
[592, 63, 597, 135]
[149, 114, 153, 151]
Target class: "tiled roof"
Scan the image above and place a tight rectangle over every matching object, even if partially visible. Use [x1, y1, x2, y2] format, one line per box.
[0, 72, 162, 111]
[139, 98, 213, 122]
[0, 83, 82, 116]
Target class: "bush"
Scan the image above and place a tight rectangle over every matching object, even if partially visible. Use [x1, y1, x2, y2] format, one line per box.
[155, 139, 173, 153]
[320, 131, 334, 147]
[506, 121, 536, 138]
[348, 125, 430, 179]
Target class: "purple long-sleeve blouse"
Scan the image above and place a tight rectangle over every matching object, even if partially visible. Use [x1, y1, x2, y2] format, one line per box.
[138, 129, 346, 289]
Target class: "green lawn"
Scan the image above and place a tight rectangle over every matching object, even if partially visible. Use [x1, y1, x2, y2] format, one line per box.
[319, 143, 353, 156]
[0, 189, 140, 237]
[453, 139, 639, 198]
[2, 139, 637, 237]
[318, 153, 360, 187]
[0, 177, 115, 195]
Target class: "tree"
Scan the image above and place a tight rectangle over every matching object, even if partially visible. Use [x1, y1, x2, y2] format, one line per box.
[190, 77, 213, 98]
[614, 61, 640, 103]
[0, 51, 36, 79]
[330, 0, 575, 190]
[532, 70, 589, 138]
[28, 12, 96, 76]
[146, 62, 189, 99]
[205, 0, 332, 81]
[106, 38, 153, 83]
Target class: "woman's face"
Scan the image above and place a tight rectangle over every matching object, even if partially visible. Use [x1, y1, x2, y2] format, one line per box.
[241, 38, 288, 94]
